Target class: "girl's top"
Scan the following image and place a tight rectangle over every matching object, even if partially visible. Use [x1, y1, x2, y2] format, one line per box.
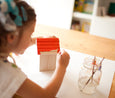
[0, 56, 27, 98]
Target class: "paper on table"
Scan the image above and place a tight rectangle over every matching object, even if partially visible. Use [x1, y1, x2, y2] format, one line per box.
[57, 49, 115, 98]
[14, 45, 115, 98]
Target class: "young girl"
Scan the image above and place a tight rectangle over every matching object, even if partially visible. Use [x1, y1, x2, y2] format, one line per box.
[0, 0, 70, 98]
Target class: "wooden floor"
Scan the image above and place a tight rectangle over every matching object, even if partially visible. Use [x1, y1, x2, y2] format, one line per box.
[33, 24, 115, 98]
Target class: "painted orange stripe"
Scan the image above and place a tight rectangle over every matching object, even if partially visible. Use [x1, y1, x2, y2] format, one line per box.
[37, 38, 60, 55]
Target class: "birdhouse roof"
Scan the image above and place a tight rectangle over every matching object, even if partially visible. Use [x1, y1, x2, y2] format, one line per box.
[37, 37, 60, 55]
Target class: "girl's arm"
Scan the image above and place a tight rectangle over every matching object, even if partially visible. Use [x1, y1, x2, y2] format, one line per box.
[16, 50, 70, 98]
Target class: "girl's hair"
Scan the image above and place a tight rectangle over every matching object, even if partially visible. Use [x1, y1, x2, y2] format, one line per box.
[15, 0, 36, 26]
[0, 0, 36, 46]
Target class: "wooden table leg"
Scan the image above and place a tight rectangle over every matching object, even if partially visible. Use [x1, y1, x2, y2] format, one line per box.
[109, 72, 115, 98]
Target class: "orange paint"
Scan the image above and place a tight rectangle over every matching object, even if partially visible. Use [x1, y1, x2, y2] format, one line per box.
[37, 38, 60, 55]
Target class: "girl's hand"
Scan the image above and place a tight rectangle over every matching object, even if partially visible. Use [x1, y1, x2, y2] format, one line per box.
[56, 50, 70, 70]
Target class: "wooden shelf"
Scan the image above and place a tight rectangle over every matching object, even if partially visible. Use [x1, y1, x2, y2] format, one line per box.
[73, 12, 92, 20]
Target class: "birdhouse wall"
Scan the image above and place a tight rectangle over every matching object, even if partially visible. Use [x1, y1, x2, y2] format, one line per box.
[39, 50, 57, 71]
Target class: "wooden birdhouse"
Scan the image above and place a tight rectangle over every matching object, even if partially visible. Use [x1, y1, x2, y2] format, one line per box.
[37, 37, 60, 71]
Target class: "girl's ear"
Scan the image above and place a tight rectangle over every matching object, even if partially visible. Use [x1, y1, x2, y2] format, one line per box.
[7, 34, 17, 44]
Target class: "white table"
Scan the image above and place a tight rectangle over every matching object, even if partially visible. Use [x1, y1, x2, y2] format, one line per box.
[14, 45, 115, 98]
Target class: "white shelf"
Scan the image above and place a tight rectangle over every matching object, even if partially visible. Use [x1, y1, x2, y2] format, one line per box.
[71, 0, 115, 40]
[95, 16, 115, 21]
[73, 12, 92, 20]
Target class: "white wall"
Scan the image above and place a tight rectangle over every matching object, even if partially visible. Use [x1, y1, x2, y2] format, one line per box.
[26, 0, 74, 29]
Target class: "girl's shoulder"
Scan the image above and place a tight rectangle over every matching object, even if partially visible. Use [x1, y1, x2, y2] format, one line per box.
[0, 60, 27, 98]
[0, 59, 21, 73]
[0, 59, 18, 68]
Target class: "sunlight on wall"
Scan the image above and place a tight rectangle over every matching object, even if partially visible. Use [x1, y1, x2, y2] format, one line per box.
[25, 0, 74, 29]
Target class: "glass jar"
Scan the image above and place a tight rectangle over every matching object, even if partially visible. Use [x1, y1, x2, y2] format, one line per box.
[78, 57, 102, 94]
